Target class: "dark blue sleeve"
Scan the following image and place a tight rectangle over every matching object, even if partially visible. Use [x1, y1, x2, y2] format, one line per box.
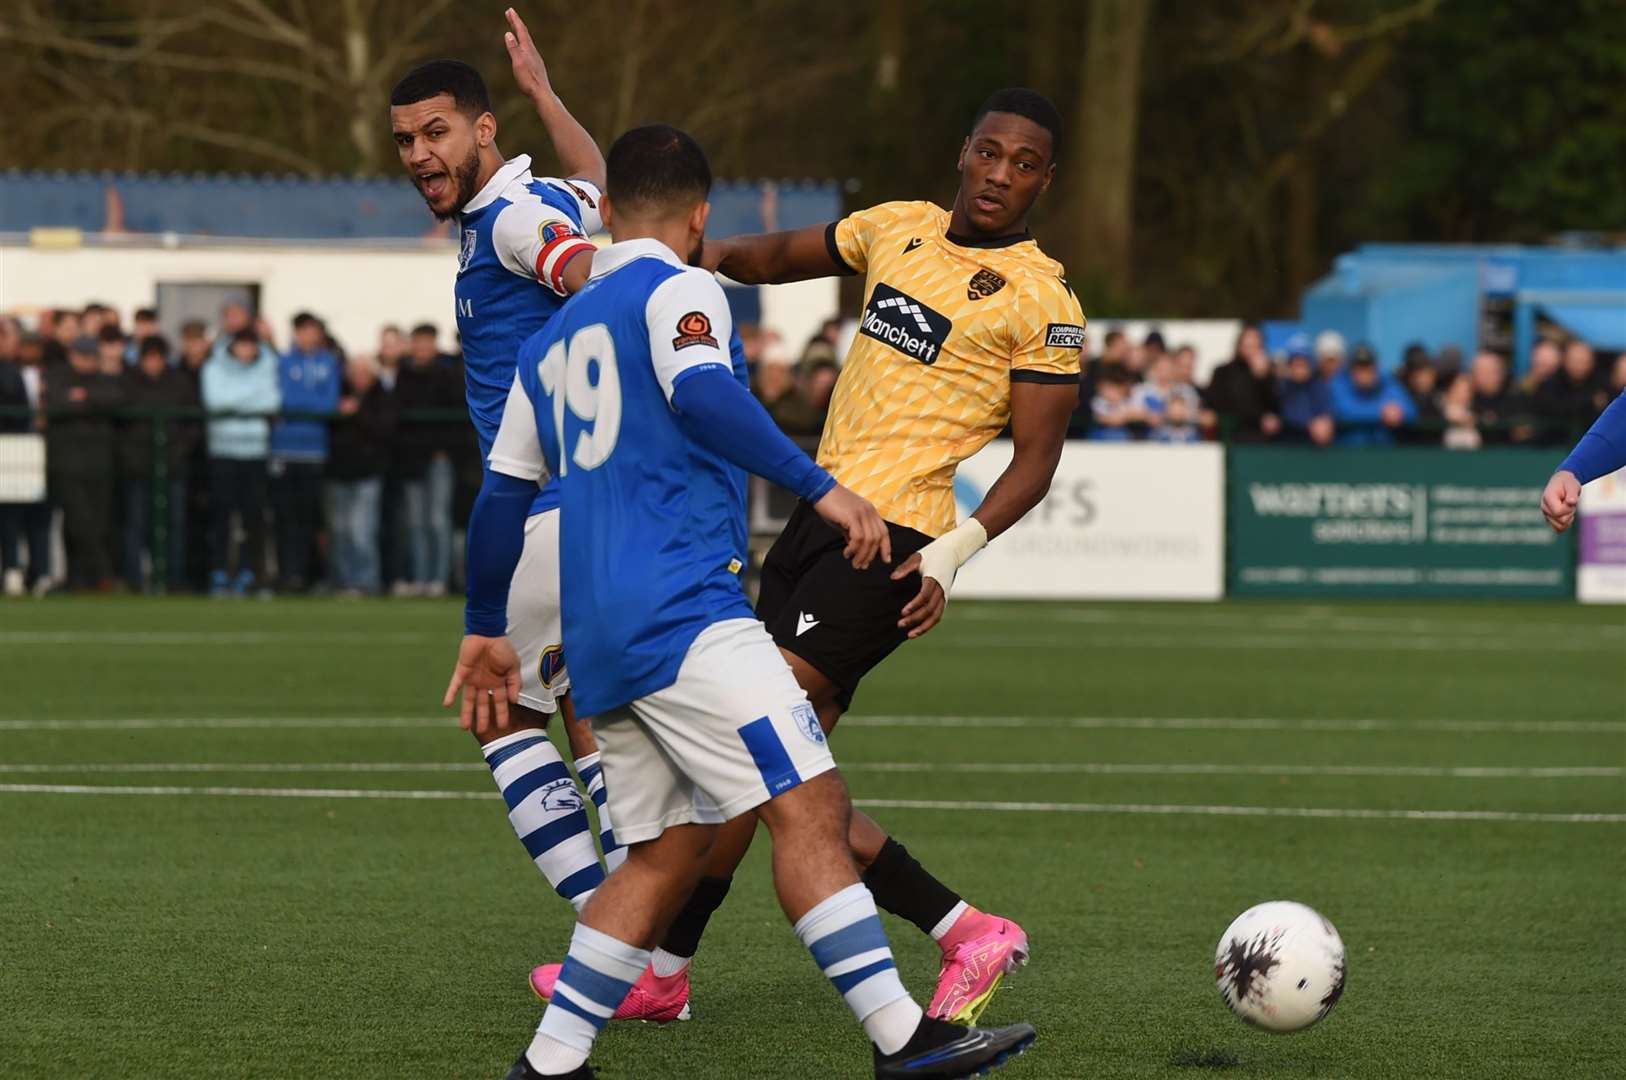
[1558, 391, 1626, 485]
[463, 469, 538, 636]
[669, 366, 837, 504]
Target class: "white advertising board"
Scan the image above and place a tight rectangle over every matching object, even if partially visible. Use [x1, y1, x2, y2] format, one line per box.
[1577, 466, 1626, 604]
[952, 442, 1225, 600]
[0, 434, 46, 503]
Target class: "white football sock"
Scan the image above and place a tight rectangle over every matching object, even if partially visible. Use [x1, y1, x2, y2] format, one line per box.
[573, 751, 627, 872]
[794, 883, 922, 1056]
[649, 947, 690, 978]
[482, 730, 604, 911]
[930, 900, 971, 942]
[528, 923, 649, 1073]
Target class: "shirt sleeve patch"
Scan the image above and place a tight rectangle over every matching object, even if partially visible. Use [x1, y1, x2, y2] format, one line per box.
[672, 311, 719, 351]
[539, 220, 579, 246]
[1045, 323, 1086, 349]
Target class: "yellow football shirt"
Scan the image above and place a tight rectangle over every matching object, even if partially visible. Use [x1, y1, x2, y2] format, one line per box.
[818, 200, 1086, 537]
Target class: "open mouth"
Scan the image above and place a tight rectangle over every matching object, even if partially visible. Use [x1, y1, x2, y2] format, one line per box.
[417, 171, 449, 201]
[973, 193, 1004, 213]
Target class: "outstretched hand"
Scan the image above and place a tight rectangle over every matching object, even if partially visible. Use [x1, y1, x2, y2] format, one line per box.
[443, 634, 522, 735]
[504, 7, 553, 102]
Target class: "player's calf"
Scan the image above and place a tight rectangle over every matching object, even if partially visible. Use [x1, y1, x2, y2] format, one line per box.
[479, 706, 605, 912]
[519, 824, 715, 1076]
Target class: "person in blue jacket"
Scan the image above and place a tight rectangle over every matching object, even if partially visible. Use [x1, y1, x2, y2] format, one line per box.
[1328, 344, 1416, 447]
[1277, 339, 1334, 446]
[201, 327, 281, 596]
[269, 312, 341, 592]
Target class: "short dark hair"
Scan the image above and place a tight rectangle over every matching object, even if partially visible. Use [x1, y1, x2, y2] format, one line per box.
[606, 124, 711, 216]
[134, 307, 157, 322]
[231, 328, 259, 348]
[292, 312, 322, 331]
[181, 319, 208, 338]
[138, 334, 170, 360]
[410, 323, 437, 338]
[972, 88, 1063, 162]
[97, 324, 124, 344]
[389, 59, 491, 119]
[1103, 329, 1125, 346]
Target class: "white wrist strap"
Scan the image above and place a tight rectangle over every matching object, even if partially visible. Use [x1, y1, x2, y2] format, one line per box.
[915, 518, 988, 592]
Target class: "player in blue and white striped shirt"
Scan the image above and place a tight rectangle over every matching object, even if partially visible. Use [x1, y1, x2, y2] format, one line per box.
[390, 10, 627, 971]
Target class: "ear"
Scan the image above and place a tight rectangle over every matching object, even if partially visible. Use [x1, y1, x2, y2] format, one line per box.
[1038, 161, 1056, 197]
[598, 192, 615, 231]
[692, 200, 711, 236]
[957, 137, 970, 173]
[475, 110, 497, 148]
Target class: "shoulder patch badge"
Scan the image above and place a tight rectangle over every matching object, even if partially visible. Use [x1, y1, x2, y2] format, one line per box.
[539, 220, 578, 246]
[968, 267, 1007, 300]
[673, 311, 718, 351]
[1045, 323, 1086, 349]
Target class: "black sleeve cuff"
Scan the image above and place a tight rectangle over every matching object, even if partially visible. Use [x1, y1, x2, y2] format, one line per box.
[824, 222, 859, 276]
[1011, 369, 1081, 385]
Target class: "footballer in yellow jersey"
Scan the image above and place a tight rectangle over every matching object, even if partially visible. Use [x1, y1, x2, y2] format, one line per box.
[635, 91, 1080, 1039]
[820, 199, 1084, 538]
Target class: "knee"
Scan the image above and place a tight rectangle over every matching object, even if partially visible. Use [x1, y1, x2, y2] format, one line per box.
[470, 702, 550, 747]
[757, 771, 851, 844]
[624, 824, 716, 880]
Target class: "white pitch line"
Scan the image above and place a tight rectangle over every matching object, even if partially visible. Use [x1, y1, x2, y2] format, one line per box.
[0, 717, 448, 731]
[847, 762, 1625, 779]
[0, 782, 1618, 823]
[0, 761, 1617, 780]
[0, 783, 489, 800]
[853, 798, 1626, 825]
[926, 631, 1619, 655]
[0, 762, 487, 774]
[844, 716, 1626, 734]
[955, 605, 1626, 639]
[0, 631, 439, 646]
[1, 714, 1621, 734]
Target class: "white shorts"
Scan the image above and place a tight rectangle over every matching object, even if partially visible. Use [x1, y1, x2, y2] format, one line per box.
[507, 509, 570, 713]
[592, 618, 838, 845]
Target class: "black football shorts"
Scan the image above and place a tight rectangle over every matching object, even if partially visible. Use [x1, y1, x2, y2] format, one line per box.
[756, 500, 934, 709]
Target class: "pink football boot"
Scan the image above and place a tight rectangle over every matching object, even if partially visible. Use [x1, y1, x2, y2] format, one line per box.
[530, 962, 693, 1024]
[927, 909, 1031, 1024]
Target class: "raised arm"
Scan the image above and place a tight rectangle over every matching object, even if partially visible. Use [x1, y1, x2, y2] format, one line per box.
[504, 7, 604, 188]
[705, 223, 847, 285]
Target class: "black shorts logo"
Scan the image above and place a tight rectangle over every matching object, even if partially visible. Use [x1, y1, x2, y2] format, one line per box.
[1045, 323, 1085, 349]
[859, 283, 953, 365]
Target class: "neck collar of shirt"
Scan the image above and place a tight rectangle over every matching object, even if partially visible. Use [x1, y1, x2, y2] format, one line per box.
[462, 154, 533, 216]
[943, 227, 1032, 250]
[589, 237, 685, 280]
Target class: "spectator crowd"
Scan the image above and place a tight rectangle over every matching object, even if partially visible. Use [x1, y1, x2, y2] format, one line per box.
[0, 302, 467, 598]
[1068, 324, 1621, 450]
[2, 301, 1619, 597]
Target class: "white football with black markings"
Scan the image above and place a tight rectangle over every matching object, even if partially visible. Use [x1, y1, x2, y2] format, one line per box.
[1215, 901, 1346, 1032]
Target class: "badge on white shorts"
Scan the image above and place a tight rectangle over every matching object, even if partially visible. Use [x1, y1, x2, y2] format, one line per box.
[792, 702, 825, 744]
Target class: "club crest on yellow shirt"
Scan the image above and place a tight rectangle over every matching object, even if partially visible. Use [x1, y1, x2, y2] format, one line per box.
[967, 268, 1007, 300]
